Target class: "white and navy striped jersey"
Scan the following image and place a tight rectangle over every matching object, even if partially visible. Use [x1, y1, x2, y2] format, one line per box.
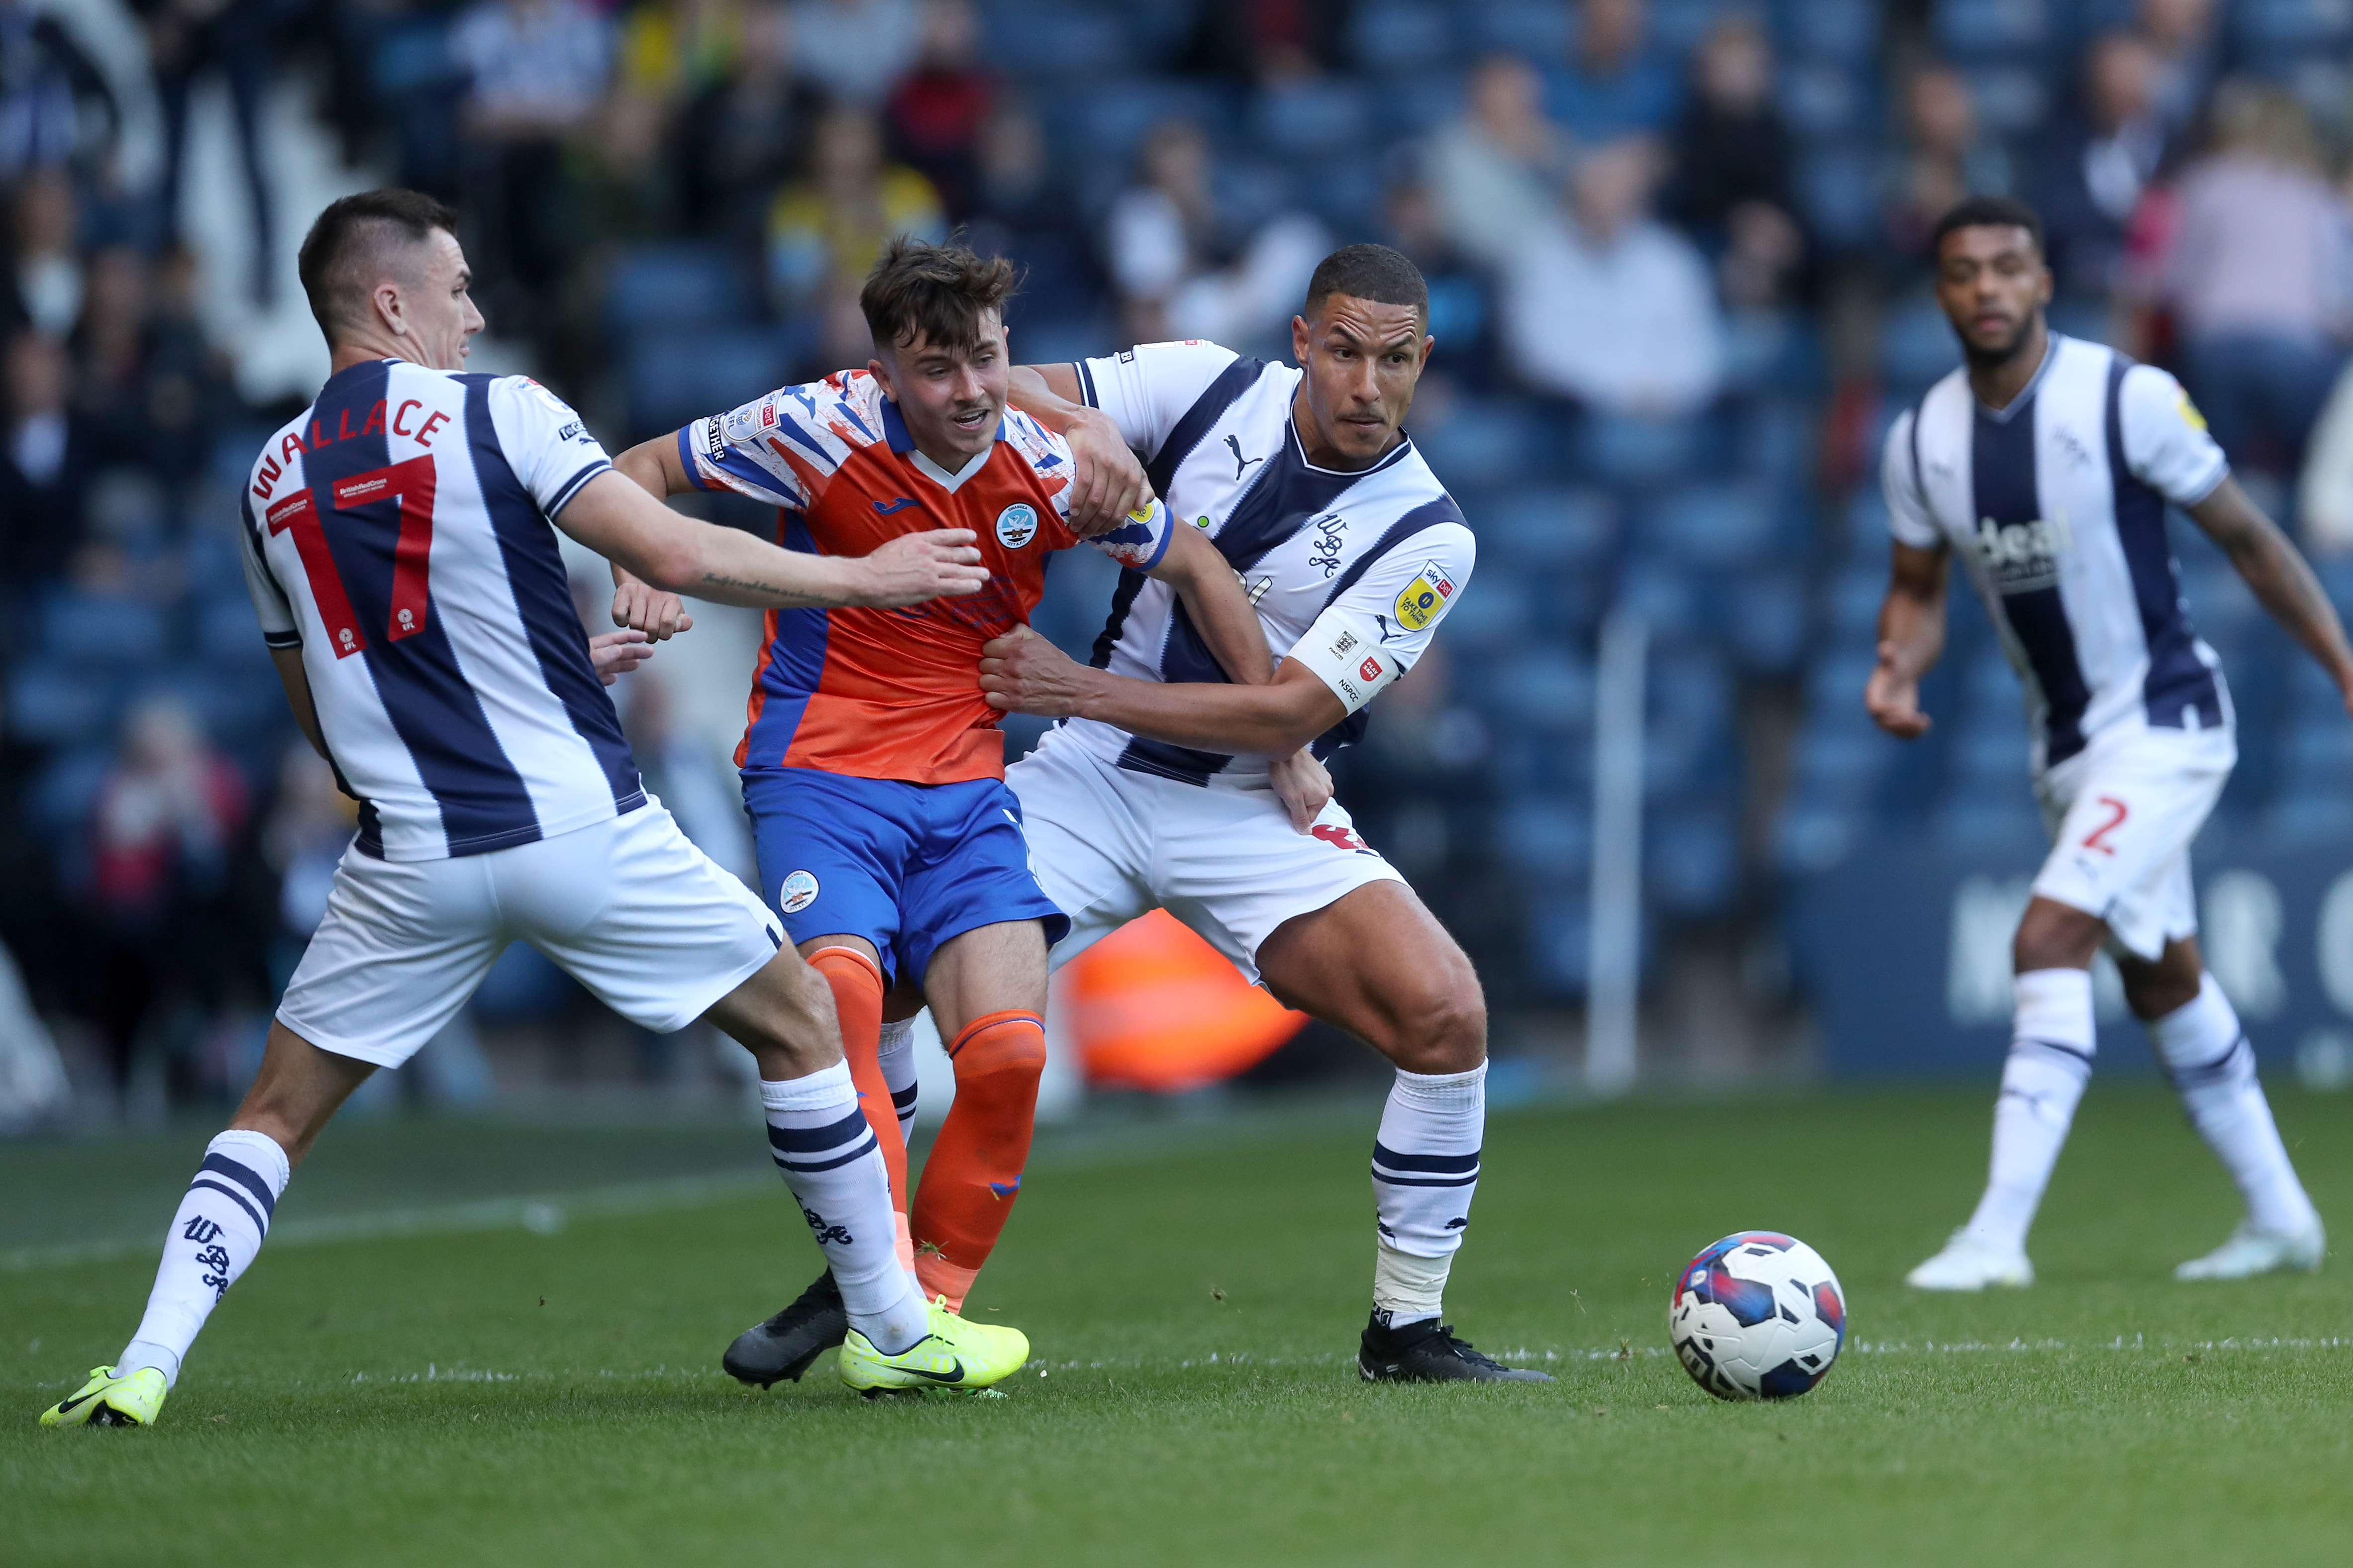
[1882, 333, 2232, 772]
[1067, 340, 1476, 787]
[239, 359, 642, 860]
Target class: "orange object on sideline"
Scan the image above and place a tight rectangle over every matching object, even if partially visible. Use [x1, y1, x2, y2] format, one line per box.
[1062, 910, 1308, 1093]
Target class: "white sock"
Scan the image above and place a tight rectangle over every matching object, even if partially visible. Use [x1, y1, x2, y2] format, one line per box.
[1964, 969, 2095, 1256]
[761, 1064, 927, 1354]
[2148, 976, 2320, 1237]
[1370, 1061, 1485, 1327]
[876, 1018, 918, 1141]
[119, 1129, 292, 1389]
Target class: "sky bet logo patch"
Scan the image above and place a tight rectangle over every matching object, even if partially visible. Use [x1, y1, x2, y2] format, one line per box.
[1392, 561, 1456, 631]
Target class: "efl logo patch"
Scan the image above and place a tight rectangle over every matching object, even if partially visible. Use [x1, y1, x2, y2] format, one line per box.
[2176, 388, 2208, 432]
[996, 502, 1039, 549]
[1393, 561, 1456, 631]
[778, 870, 820, 915]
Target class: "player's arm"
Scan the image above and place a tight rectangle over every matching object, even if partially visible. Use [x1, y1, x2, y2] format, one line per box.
[1144, 524, 1274, 683]
[981, 629, 1345, 757]
[604, 435, 700, 635]
[2187, 476, 2353, 714]
[1008, 364, 1150, 535]
[269, 648, 327, 759]
[1864, 541, 1949, 739]
[555, 469, 987, 611]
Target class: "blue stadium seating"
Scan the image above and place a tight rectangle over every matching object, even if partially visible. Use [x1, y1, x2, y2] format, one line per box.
[43, 590, 167, 667]
[1347, 4, 1459, 75]
[1775, 0, 1880, 65]
[1931, 0, 2061, 62]
[604, 243, 752, 340]
[624, 326, 796, 441]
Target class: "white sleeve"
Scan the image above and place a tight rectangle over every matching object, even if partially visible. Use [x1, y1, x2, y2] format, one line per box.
[488, 376, 614, 517]
[2118, 363, 2230, 506]
[1881, 408, 1944, 549]
[677, 380, 841, 509]
[1287, 521, 1475, 715]
[237, 491, 301, 649]
[1073, 340, 1243, 459]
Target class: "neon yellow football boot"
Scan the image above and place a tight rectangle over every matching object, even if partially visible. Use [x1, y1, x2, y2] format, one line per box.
[837, 1297, 1029, 1397]
[40, 1366, 168, 1428]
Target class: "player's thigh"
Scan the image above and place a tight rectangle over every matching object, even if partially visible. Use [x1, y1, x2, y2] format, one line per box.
[2032, 735, 2231, 960]
[500, 806, 789, 1037]
[1006, 739, 1153, 974]
[1255, 880, 1487, 1071]
[740, 767, 917, 978]
[921, 919, 1050, 1037]
[275, 846, 504, 1070]
[1155, 788, 1405, 983]
[895, 778, 1066, 998]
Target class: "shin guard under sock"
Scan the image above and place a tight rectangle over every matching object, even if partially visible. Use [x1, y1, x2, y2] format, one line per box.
[908, 1009, 1045, 1310]
[808, 947, 909, 1237]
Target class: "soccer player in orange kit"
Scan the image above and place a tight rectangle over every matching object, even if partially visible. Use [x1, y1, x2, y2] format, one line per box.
[610, 239, 1280, 1385]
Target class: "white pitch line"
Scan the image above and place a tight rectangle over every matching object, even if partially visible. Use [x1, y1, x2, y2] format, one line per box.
[0, 1171, 775, 1274]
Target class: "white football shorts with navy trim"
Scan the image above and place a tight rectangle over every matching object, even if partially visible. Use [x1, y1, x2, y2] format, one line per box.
[2030, 725, 2236, 963]
[277, 802, 785, 1068]
[1009, 726, 1405, 984]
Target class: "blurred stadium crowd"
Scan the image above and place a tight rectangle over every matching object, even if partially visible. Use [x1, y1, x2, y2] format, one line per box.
[10, 0, 2353, 1119]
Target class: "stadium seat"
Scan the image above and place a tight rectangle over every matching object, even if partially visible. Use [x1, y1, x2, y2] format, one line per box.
[624, 325, 795, 441]
[1775, 0, 1879, 65]
[29, 742, 113, 839]
[42, 590, 167, 668]
[1470, 0, 1573, 58]
[1430, 569, 1530, 653]
[1780, 60, 1872, 140]
[1962, 64, 2051, 137]
[1251, 79, 1374, 159]
[7, 661, 115, 748]
[1346, 2, 1456, 73]
[1487, 647, 1597, 733]
[1579, 411, 1699, 488]
[1647, 482, 1778, 567]
[978, 2, 1137, 77]
[1618, 557, 1707, 645]
[1051, 80, 1229, 174]
[1794, 143, 1877, 251]
[1879, 297, 1965, 396]
[604, 244, 752, 341]
[197, 599, 277, 667]
[1931, 0, 2057, 62]
[1651, 0, 1737, 57]
[1823, 564, 1887, 642]
[1465, 486, 1616, 570]
[1495, 795, 1593, 882]
[1647, 799, 1740, 917]
[1720, 568, 1809, 675]
[1930, 794, 2044, 851]
[2235, 0, 2353, 52]
[1413, 401, 1540, 490]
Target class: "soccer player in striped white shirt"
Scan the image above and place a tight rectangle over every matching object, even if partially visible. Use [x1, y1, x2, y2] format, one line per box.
[39, 191, 1026, 1428]
[1871, 196, 2353, 1289]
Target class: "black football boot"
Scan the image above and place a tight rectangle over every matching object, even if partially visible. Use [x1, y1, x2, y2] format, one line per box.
[1357, 1310, 1554, 1383]
[724, 1270, 849, 1387]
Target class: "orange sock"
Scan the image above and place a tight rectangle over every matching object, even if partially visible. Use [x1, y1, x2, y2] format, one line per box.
[909, 1009, 1045, 1310]
[807, 947, 911, 1265]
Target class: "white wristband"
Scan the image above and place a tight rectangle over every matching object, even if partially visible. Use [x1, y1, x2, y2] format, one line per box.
[1286, 605, 1403, 716]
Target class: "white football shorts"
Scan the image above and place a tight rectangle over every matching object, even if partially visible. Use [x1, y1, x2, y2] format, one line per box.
[277, 802, 785, 1068]
[1008, 728, 1406, 984]
[2031, 725, 2236, 962]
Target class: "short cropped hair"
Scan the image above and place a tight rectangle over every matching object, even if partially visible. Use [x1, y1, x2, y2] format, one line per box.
[1303, 243, 1429, 323]
[1930, 194, 2046, 259]
[297, 189, 460, 345]
[860, 236, 1018, 355]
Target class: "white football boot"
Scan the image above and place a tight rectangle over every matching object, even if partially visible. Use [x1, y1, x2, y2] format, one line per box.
[2174, 1221, 2326, 1281]
[1906, 1231, 2035, 1291]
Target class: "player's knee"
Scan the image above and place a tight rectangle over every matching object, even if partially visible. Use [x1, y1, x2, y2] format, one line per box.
[1389, 978, 1487, 1076]
[948, 1011, 1047, 1084]
[2012, 898, 2104, 974]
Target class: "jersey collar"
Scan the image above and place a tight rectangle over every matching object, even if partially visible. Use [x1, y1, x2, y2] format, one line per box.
[1975, 333, 2063, 423]
[881, 395, 1007, 494]
[1285, 402, 1416, 478]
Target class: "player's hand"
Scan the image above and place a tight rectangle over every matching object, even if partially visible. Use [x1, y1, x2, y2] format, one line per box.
[1864, 640, 1932, 738]
[588, 628, 655, 686]
[612, 576, 693, 640]
[1267, 748, 1332, 834]
[979, 623, 1097, 716]
[850, 529, 990, 607]
[1060, 409, 1152, 539]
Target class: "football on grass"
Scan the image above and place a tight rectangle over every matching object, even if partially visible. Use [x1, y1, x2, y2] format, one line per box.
[1668, 1232, 1845, 1400]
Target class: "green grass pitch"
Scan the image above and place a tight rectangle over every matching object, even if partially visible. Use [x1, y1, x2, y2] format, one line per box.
[5, 1081, 2351, 1566]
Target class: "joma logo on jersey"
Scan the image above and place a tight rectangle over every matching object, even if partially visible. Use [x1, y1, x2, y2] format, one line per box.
[1972, 512, 2074, 593]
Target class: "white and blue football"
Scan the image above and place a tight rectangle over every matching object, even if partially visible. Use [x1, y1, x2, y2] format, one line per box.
[1668, 1232, 1846, 1401]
